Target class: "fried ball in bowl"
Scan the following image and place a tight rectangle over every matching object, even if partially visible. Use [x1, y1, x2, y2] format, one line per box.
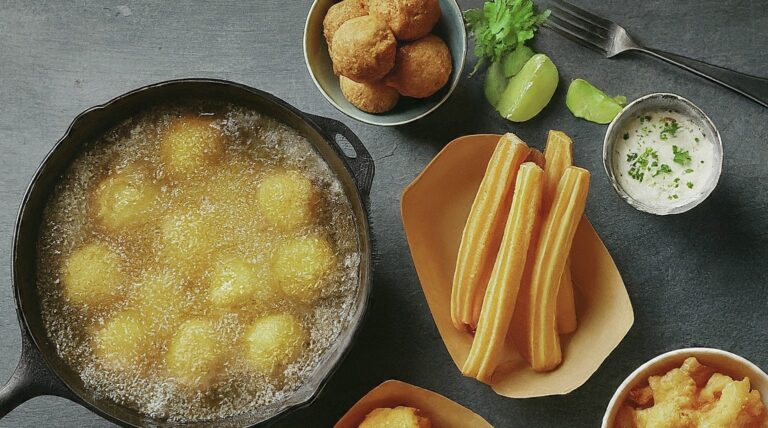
[243, 313, 308, 377]
[323, 0, 367, 52]
[160, 115, 225, 179]
[368, 0, 440, 41]
[93, 162, 160, 231]
[331, 16, 397, 82]
[62, 242, 124, 307]
[340, 75, 400, 113]
[385, 34, 452, 98]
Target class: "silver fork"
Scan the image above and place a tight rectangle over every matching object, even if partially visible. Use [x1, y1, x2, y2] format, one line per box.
[545, 0, 768, 109]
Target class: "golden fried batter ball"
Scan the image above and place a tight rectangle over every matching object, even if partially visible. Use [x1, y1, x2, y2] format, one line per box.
[273, 234, 335, 303]
[323, 0, 367, 51]
[331, 16, 397, 82]
[244, 313, 307, 376]
[207, 256, 278, 309]
[62, 242, 123, 307]
[92, 310, 150, 371]
[340, 76, 400, 113]
[257, 170, 316, 232]
[93, 162, 159, 231]
[165, 319, 222, 388]
[160, 115, 224, 179]
[359, 406, 432, 428]
[368, 0, 440, 41]
[385, 35, 452, 98]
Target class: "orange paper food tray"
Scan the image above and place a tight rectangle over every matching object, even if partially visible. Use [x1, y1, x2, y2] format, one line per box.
[401, 134, 634, 398]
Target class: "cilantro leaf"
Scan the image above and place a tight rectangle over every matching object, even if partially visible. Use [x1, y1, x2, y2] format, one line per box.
[465, 0, 549, 75]
[672, 145, 691, 165]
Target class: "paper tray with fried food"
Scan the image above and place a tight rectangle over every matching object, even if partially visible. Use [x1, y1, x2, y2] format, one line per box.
[401, 134, 634, 398]
[334, 380, 492, 428]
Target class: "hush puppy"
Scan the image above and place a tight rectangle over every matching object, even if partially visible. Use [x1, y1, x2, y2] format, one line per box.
[165, 319, 222, 388]
[93, 162, 159, 231]
[331, 16, 396, 82]
[160, 115, 224, 179]
[385, 34, 452, 98]
[359, 406, 432, 428]
[207, 256, 278, 309]
[62, 242, 123, 307]
[257, 170, 316, 232]
[340, 76, 400, 113]
[323, 0, 367, 52]
[368, 0, 441, 41]
[92, 310, 149, 372]
[273, 234, 335, 304]
[244, 313, 307, 377]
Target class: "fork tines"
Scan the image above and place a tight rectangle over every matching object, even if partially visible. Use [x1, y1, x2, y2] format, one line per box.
[545, 0, 615, 55]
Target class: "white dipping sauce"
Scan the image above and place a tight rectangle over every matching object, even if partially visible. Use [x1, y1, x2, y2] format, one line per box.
[612, 109, 716, 207]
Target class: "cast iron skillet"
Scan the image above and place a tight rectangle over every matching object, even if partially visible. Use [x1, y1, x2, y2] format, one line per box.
[0, 79, 374, 427]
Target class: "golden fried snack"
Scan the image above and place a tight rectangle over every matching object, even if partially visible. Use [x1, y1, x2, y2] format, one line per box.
[367, 0, 441, 41]
[160, 115, 224, 179]
[526, 148, 546, 168]
[451, 133, 530, 332]
[331, 16, 397, 82]
[207, 255, 278, 309]
[323, 0, 367, 52]
[462, 162, 543, 383]
[244, 313, 307, 377]
[543, 130, 578, 335]
[340, 75, 400, 113]
[62, 242, 123, 307]
[257, 170, 316, 232]
[92, 310, 149, 371]
[520, 166, 589, 372]
[93, 162, 159, 231]
[273, 234, 335, 303]
[359, 406, 432, 428]
[618, 357, 768, 428]
[165, 319, 222, 388]
[385, 35, 452, 98]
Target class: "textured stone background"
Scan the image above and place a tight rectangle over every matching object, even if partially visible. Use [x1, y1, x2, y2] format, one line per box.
[1, 1, 767, 426]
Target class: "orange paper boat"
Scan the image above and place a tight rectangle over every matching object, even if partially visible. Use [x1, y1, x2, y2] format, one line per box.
[401, 134, 634, 398]
[334, 380, 493, 428]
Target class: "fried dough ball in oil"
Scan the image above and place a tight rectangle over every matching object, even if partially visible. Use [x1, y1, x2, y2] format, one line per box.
[359, 406, 433, 428]
[257, 170, 315, 232]
[93, 162, 159, 231]
[323, 0, 367, 52]
[92, 310, 150, 372]
[331, 16, 396, 82]
[160, 115, 224, 179]
[166, 319, 223, 388]
[273, 234, 335, 303]
[340, 76, 400, 113]
[62, 242, 123, 307]
[207, 256, 279, 309]
[244, 313, 307, 376]
[368, 0, 440, 41]
[385, 35, 452, 98]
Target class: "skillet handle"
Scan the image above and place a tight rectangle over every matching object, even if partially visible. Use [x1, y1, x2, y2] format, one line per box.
[305, 113, 375, 198]
[0, 325, 74, 418]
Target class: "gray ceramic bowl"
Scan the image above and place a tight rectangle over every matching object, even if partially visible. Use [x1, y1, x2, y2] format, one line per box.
[603, 93, 723, 215]
[303, 0, 467, 126]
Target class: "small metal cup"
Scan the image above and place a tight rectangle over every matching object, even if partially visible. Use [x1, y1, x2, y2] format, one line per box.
[603, 93, 723, 215]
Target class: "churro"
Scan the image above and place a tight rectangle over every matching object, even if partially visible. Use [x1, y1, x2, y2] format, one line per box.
[451, 134, 530, 332]
[522, 166, 589, 371]
[462, 162, 543, 382]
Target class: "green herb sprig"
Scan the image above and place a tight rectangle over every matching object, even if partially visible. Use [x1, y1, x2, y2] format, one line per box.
[464, 0, 550, 75]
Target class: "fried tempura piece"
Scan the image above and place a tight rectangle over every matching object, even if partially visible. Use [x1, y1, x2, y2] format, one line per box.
[340, 75, 400, 113]
[331, 16, 397, 82]
[323, 0, 367, 52]
[451, 134, 530, 332]
[520, 167, 589, 371]
[385, 35, 452, 98]
[462, 162, 543, 383]
[359, 406, 432, 428]
[367, 0, 441, 40]
[543, 130, 578, 335]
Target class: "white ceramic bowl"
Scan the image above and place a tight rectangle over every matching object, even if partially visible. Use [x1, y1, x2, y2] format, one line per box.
[602, 347, 768, 427]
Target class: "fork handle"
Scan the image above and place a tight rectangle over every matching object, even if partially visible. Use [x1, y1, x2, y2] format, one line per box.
[639, 48, 768, 108]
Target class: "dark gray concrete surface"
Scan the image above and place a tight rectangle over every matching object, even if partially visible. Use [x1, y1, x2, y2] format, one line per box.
[1, 1, 767, 427]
